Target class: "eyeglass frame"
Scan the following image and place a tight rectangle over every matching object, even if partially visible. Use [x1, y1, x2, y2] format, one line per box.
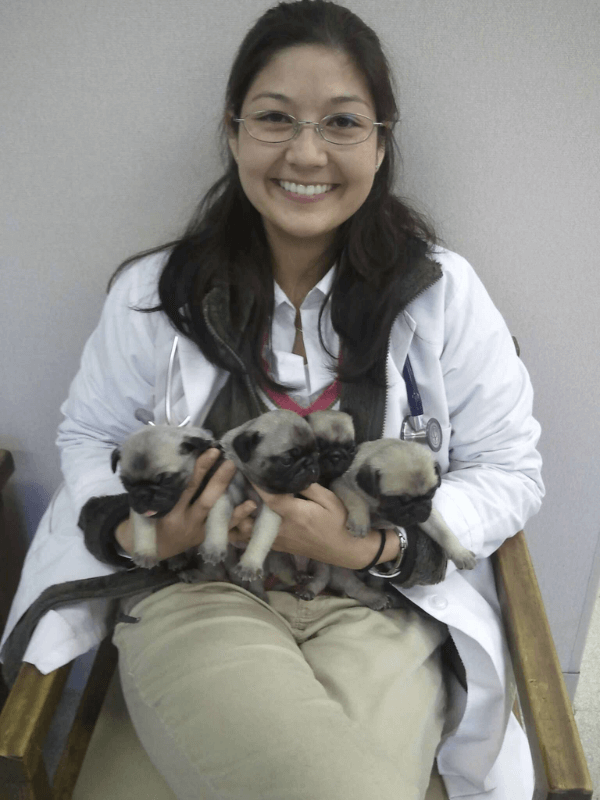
[232, 111, 391, 145]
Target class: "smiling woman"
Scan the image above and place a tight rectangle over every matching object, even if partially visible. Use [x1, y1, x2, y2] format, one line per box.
[228, 45, 386, 274]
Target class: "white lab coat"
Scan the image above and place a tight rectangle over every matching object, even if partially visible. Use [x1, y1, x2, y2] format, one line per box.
[1, 246, 543, 800]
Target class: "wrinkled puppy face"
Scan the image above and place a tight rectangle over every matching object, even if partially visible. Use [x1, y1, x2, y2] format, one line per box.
[357, 458, 441, 527]
[315, 436, 356, 487]
[112, 426, 213, 518]
[233, 413, 320, 494]
[305, 411, 356, 488]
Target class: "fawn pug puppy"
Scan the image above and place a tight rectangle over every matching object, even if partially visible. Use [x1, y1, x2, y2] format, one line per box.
[277, 410, 402, 610]
[199, 410, 320, 582]
[331, 438, 477, 570]
[111, 424, 217, 571]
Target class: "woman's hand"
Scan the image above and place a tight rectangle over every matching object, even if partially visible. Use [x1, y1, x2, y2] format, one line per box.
[240, 483, 400, 570]
[115, 449, 256, 561]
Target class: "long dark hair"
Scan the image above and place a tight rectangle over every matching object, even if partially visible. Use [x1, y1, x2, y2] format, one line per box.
[111, 0, 437, 388]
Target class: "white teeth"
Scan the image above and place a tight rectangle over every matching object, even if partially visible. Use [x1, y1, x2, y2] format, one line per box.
[278, 181, 333, 196]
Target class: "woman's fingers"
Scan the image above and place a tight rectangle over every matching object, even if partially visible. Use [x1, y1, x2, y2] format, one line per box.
[178, 448, 222, 505]
[228, 500, 257, 530]
[253, 481, 341, 513]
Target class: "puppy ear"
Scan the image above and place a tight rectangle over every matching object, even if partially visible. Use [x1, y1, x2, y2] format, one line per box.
[232, 430, 262, 463]
[179, 437, 212, 456]
[111, 448, 121, 473]
[434, 462, 442, 487]
[356, 465, 381, 498]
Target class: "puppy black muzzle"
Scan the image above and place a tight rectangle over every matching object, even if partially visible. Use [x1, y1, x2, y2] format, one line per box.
[379, 497, 433, 526]
[126, 480, 186, 518]
[266, 454, 320, 494]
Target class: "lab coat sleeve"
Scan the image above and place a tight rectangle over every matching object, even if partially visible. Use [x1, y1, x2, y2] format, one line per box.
[56, 255, 165, 515]
[433, 253, 544, 563]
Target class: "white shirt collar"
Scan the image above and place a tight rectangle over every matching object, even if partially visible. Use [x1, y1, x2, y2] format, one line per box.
[273, 264, 336, 310]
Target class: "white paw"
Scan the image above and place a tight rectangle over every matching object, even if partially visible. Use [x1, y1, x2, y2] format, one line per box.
[198, 542, 227, 565]
[132, 553, 160, 569]
[232, 562, 264, 583]
[452, 548, 477, 570]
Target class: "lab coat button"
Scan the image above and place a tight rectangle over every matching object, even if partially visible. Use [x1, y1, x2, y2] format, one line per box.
[429, 594, 448, 610]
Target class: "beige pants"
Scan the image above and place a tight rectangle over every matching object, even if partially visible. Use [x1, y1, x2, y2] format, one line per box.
[113, 582, 449, 800]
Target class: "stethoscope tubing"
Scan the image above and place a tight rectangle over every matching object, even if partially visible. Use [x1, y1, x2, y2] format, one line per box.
[136, 340, 440, 451]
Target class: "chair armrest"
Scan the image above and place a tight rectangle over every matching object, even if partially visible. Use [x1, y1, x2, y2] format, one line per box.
[0, 637, 117, 800]
[0, 661, 72, 799]
[493, 531, 593, 800]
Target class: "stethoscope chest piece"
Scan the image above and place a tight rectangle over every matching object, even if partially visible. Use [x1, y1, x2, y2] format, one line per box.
[400, 356, 442, 452]
[400, 415, 442, 452]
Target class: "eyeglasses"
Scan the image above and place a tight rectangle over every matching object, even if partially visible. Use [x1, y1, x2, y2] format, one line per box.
[233, 111, 389, 145]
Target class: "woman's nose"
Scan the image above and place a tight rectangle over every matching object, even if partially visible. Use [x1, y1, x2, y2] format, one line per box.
[284, 124, 328, 167]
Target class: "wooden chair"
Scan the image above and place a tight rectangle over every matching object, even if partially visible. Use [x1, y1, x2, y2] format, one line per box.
[0, 448, 593, 799]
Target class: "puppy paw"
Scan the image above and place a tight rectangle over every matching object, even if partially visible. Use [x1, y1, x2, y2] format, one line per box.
[132, 553, 160, 569]
[232, 562, 264, 583]
[197, 542, 227, 566]
[365, 594, 392, 611]
[451, 548, 477, 570]
[345, 519, 369, 538]
[177, 569, 205, 584]
[295, 586, 316, 601]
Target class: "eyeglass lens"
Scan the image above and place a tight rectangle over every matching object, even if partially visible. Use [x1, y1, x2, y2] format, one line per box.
[243, 112, 375, 144]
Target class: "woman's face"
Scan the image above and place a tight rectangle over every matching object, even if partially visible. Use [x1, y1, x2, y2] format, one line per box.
[228, 45, 385, 255]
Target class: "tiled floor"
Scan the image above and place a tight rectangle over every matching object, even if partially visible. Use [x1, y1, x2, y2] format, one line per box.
[574, 589, 600, 799]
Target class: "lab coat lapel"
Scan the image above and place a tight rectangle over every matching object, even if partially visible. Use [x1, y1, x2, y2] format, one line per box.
[383, 310, 416, 438]
[165, 332, 224, 427]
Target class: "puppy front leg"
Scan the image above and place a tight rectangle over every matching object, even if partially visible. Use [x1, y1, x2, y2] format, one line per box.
[330, 478, 371, 538]
[234, 504, 282, 581]
[295, 561, 331, 600]
[199, 492, 234, 565]
[328, 567, 392, 611]
[131, 512, 160, 569]
[418, 507, 476, 570]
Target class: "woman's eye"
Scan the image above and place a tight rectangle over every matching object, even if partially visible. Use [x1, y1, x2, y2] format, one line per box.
[254, 111, 293, 124]
[328, 114, 360, 129]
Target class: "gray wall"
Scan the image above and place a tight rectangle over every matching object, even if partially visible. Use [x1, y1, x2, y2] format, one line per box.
[2, 0, 599, 688]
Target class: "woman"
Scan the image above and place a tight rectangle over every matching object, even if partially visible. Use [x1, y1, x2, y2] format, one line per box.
[1, 2, 543, 798]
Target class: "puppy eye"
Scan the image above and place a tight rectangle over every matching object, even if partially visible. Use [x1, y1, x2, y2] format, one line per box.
[279, 455, 294, 467]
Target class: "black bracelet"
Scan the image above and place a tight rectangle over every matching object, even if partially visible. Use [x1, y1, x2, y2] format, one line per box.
[357, 529, 387, 573]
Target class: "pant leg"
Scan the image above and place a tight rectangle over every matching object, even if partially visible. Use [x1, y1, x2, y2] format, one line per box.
[114, 582, 445, 800]
[267, 592, 448, 800]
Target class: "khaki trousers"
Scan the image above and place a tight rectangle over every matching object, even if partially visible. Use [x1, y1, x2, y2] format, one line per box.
[113, 582, 449, 800]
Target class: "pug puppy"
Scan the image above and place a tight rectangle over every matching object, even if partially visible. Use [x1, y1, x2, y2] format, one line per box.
[199, 410, 320, 582]
[111, 424, 216, 570]
[279, 411, 400, 611]
[331, 438, 477, 570]
[305, 410, 356, 488]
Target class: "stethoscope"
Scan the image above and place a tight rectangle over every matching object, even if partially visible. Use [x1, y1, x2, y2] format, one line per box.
[400, 356, 442, 452]
[134, 336, 191, 428]
[134, 338, 442, 453]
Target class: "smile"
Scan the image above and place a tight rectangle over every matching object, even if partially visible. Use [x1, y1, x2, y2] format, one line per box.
[276, 180, 336, 197]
